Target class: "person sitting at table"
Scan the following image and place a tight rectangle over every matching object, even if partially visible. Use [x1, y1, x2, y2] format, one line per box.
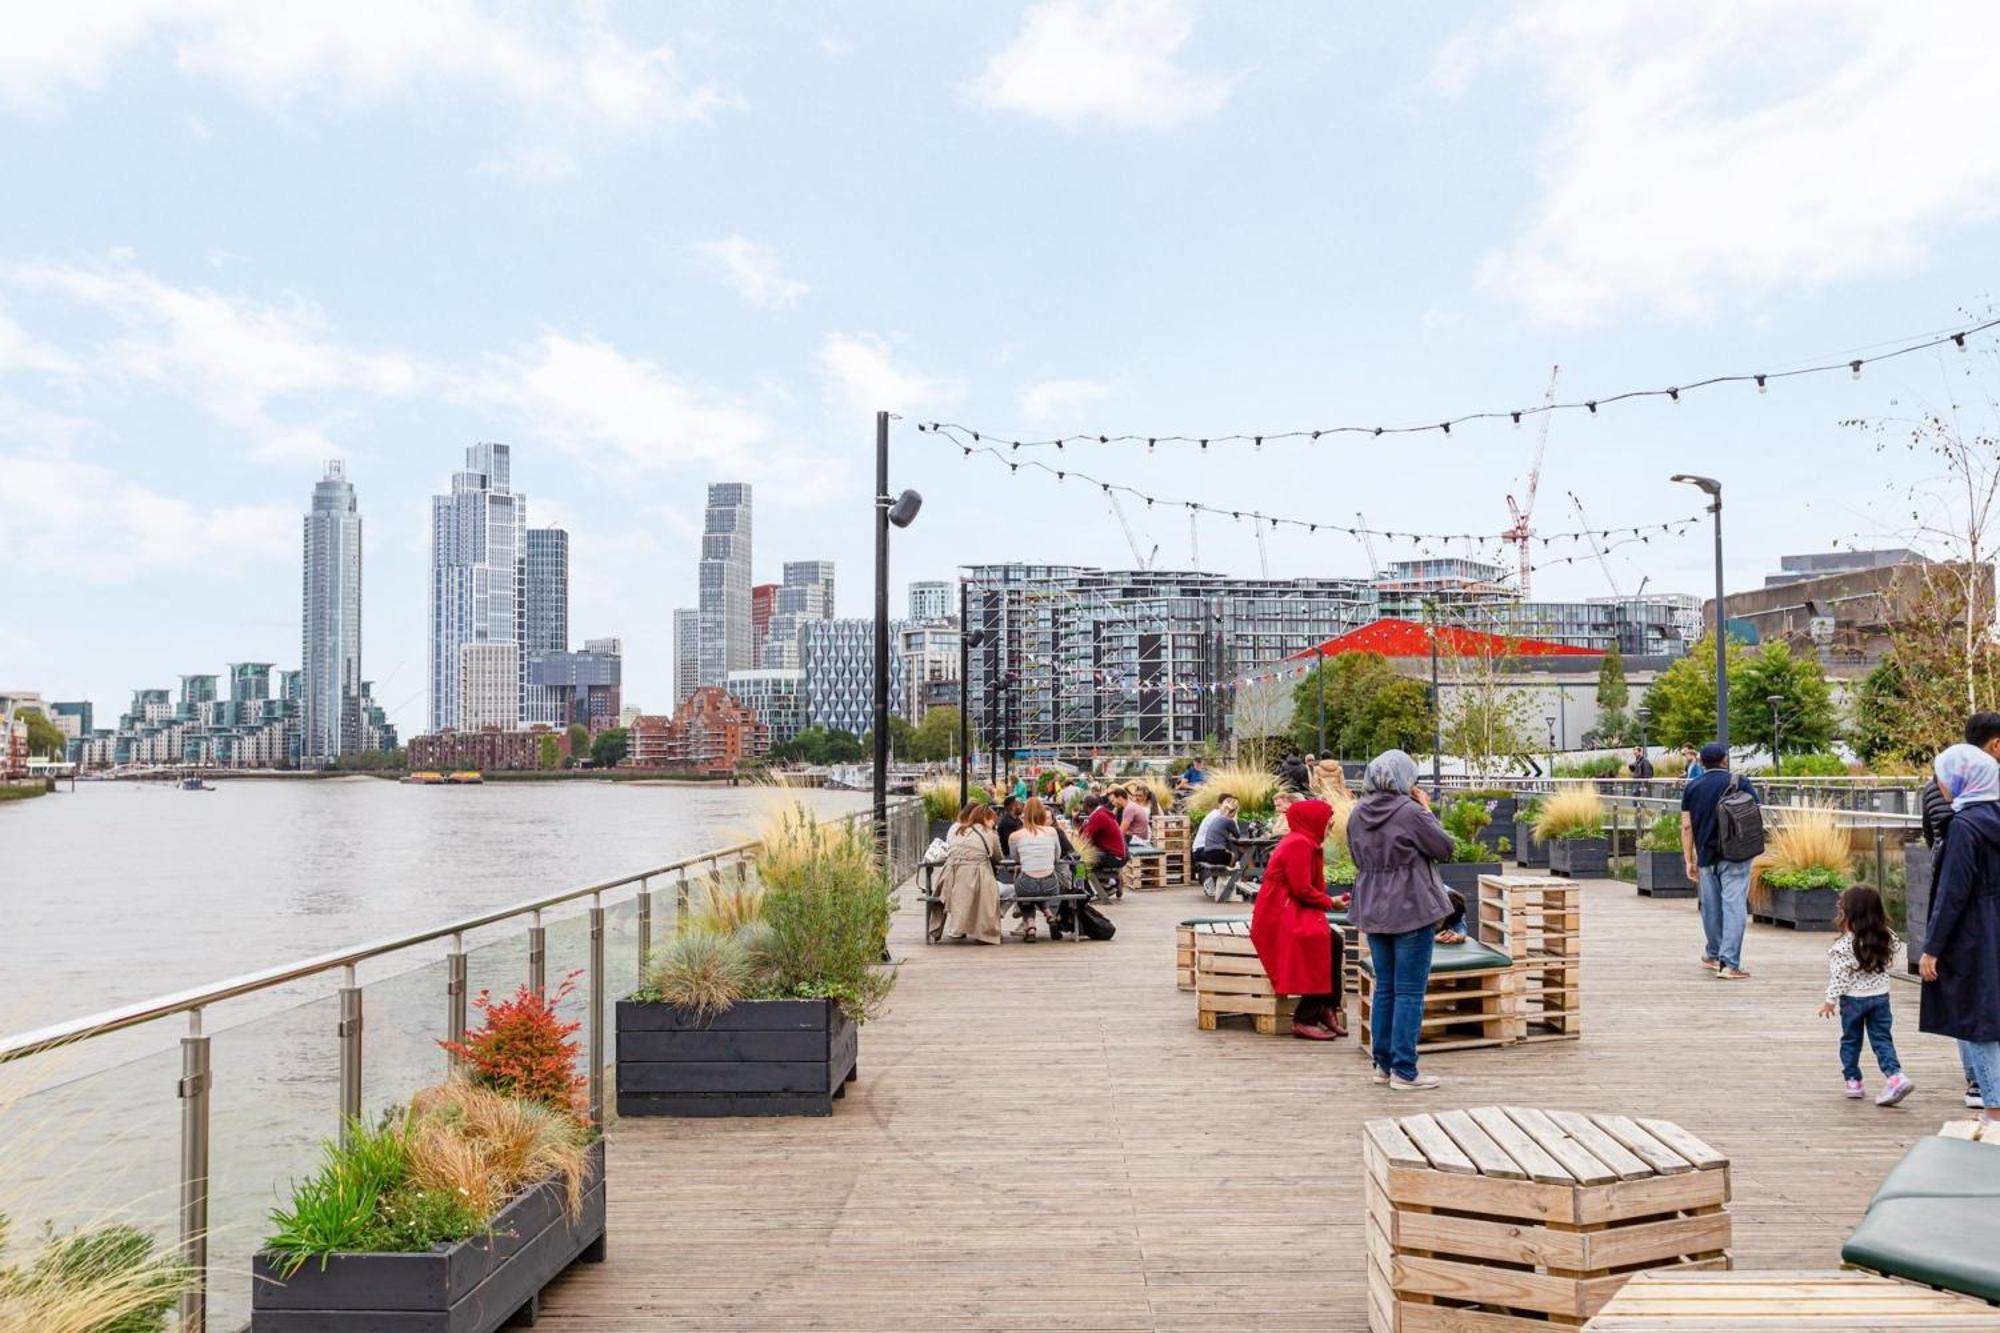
[936, 803, 1003, 945]
[1193, 794, 1242, 870]
[1249, 797, 1349, 1040]
[1078, 793, 1129, 889]
[1183, 757, 1208, 787]
[1115, 784, 1154, 847]
[995, 795, 1024, 858]
[1278, 751, 1312, 794]
[1008, 797, 1065, 941]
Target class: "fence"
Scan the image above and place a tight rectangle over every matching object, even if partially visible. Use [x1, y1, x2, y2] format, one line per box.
[0, 797, 926, 1332]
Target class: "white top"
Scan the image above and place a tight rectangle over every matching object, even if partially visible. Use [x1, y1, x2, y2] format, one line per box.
[1825, 931, 1896, 1003]
[1013, 827, 1060, 877]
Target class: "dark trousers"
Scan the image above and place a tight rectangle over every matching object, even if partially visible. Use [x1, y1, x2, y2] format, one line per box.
[1839, 993, 1902, 1081]
[1193, 847, 1233, 867]
[1295, 932, 1345, 1025]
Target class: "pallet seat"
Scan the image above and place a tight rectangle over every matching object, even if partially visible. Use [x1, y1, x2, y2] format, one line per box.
[1357, 937, 1516, 1054]
[1586, 1270, 2000, 1329]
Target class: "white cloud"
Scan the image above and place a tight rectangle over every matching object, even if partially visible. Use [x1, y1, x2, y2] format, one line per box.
[477, 145, 580, 184]
[0, 1, 727, 132]
[817, 333, 957, 417]
[0, 451, 292, 581]
[970, 0, 1233, 129]
[1020, 377, 1112, 423]
[0, 304, 79, 375]
[1447, 1, 2000, 324]
[695, 236, 809, 310]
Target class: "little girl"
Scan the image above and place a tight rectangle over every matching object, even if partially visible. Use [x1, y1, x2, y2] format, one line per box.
[1817, 885, 1913, 1106]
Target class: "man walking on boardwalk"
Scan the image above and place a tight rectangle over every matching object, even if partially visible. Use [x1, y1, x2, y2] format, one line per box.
[1681, 741, 1764, 981]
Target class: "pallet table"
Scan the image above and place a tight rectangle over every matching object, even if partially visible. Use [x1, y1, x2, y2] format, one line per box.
[1365, 1107, 1732, 1331]
[1157, 814, 1191, 884]
[1126, 847, 1170, 892]
[1583, 1271, 2000, 1330]
[1358, 938, 1518, 1054]
[1938, 1118, 2000, 1144]
[1479, 873, 1583, 1044]
[1191, 920, 1299, 1035]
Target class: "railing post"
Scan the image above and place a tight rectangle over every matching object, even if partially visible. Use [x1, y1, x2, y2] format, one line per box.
[337, 964, 362, 1142]
[528, 910, 546, 996]
[588, 893, 606, 1127]
[1874, 826, 1886, 892]
[178, 1008, 210, 1333]
[637, 878, 653, 975]
[675, 866, 690, 922]
[736, 856, 750, 898]
[445, 932, 467, 1075]
[1609, 802, 1622, 878]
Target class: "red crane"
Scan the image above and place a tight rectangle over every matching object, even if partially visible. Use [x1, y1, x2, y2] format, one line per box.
[1504, 365, 1560, 599]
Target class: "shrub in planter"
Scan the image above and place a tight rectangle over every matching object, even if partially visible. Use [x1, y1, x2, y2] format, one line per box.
[1326, 855, 1357, 889]
[0, 1220, 190, 1333]
[1755, 805, 1851, 931]
[1436, 800, 1502, 891]
[1536, 788, 1607, 877]
[1513, 797, 1547, 867]
[1635, 811, 1695, 897]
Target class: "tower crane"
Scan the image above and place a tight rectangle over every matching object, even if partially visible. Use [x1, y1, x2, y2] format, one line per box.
[1356, 512, 1381, 578]
[1503, 365, 1560, 599]
[1254, 520, 1270, 578]
[1569, 490, 1621, 596]
[1107, 490, 1157, 570]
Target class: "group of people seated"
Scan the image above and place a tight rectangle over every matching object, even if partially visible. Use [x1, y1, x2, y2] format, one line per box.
[930, 784, 1146, 943]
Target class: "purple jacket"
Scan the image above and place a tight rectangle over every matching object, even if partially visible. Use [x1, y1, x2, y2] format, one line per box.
[1346, 791, 1456, 936]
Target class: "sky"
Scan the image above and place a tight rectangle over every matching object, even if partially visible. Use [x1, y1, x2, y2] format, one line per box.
[2, 1, 1997, 734]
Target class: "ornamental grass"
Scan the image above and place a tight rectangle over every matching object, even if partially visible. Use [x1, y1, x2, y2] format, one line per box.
[1763, 803, 1853, 890]
[1533, 786, 1605, 842]
[1121, 773, 1178, 813]
[0, 1222, 189, 1333]
[1184, 765, 1278, 819]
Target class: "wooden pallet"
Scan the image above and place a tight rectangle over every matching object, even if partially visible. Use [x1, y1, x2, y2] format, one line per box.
[1126, 849, 1170, 892]
[1157, 814, 1192, 884]
[1192, 921, 1300, 1035]
[1358, 959, 1517, 1054]
[1480, 874, 1584, 1044]
[1583, 1270, 2000, 1329]
[1366, 1107, 1732, 1332]
[1938, 1118, 2000, 1144]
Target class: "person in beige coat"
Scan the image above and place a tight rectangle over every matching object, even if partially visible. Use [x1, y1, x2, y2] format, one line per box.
[938, 804, 1003, 945]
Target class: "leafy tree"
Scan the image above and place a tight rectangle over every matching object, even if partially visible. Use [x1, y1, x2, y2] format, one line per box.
[1345, 675, 1435, 758]
[772, 727, 868, 764]
[537, 734, 560, 770]
[1595, 644, 1630, 745]
[1734, 640, 1837, 758]
[333, 747, 405, 771]
[910, 707, 962, 762]
[16, 707, 66, 760]
[1639, 634, 1745, 748]
[565, 723, 589, 767]
[1438, 630, 1533, 774]
[589, 727, 628, 769]
[1850, 659, 1923, 767]
[1289, 652, 1436, 760]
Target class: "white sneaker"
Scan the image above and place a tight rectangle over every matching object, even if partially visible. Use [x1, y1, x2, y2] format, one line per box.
[1371, 1066, 1390, 1085]
[1389, 1073, 1441, 1092]
[1968, 1085, 1985, 1109]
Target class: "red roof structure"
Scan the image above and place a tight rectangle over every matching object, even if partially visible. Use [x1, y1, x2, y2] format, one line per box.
[1289, 618, 1604, 661]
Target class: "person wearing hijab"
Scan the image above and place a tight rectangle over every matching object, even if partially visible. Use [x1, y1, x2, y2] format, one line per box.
[1922, 744, 2000, 1124]
[1249, 797, 1351, 1039]
[1346, 750, 1456, 1090]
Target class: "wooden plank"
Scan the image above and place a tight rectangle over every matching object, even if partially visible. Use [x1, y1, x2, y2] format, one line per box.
[1504, 1105, 1617, 1186]
[1592, 1113, 1696, 1175]
[1546, 1109, 1656, 1180]
[1365, 1117, 1430, 1171]
[1636, 1117, 1730, 1171]
[1397, 1113, 1478, 1175]
[1468, 1105, 1574, 1184]
[1937, 1119, 1980, 1141]
[1433, 1107, 1530, 1180]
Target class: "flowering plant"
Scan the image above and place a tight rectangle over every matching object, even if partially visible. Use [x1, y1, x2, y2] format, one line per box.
[440, 972, 587, 1123]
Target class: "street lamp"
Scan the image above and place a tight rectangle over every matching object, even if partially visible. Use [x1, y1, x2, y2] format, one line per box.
[1670, 473, 1728, 749]
[1314, 645, 1327, 757]
[1636, 704, 1652, 767]
[873, 410, 922, 864]
[1768, 694, 1784, 770]
[1545, 713, 1558, 777]
[957, 588, 987, 808]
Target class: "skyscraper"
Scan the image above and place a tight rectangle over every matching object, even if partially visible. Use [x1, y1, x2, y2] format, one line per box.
[522, 526, 570, 725]
[697, 483, 752, 687]
[430, 443, 526, 731]
[673, 607, 702, 709]
[302, 460, 363, 762]
[908, 580, 953, 624]
[760, 559, 835, 669]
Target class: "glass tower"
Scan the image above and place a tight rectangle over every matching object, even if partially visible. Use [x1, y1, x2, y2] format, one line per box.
[697, 483, 752, 688]
[430, 443, 526, 732]
[302, 460, 363, 761]
[522, 526, 570, 725]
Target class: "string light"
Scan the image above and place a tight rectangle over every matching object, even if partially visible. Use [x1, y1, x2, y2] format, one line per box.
[915, 315, 2000, 453]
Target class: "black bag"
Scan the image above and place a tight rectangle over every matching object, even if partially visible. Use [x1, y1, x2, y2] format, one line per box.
[1076, 901, 1117, 941]
[1714, 773, 1766, 862]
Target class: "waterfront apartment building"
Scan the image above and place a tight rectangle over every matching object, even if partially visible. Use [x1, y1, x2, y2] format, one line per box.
[697, 483, 753, 687]
[431, 444, 527, 732]
[672, 607, 702, 707]
[725, 668, 807, 747]
[407, 726, 562, 773]
[760, 559, 836, 669]
[897, 622, 960, 723]
[459, 642, 520, 732]
[802, 617, 908, 738]
[630, 688, 767, 771]
[76, 671, 304, 769]
[908, 580, 954, 624]
[302, 460, 363, 763]
[522, 526, 570, 725]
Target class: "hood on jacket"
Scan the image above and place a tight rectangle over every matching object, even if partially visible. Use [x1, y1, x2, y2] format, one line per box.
[1284, 797, 1332, 844]
[1955, 797, 2000, 850]
[1352, 788, 1414, 833]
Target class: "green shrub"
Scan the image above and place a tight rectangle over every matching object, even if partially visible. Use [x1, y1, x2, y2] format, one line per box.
[1327, 855, 1357, 887]
[635, 929, 752, 1017]
[1776, 752, 1849, 777]
[753, 807, 897, 1021]
[1553, 756, 1622, 778]
[1762, 865, 1850, 891]
[1641, 811, 1681, 852]
[1456, 788, 1516, 801]
[1440, 798, 1492, 845]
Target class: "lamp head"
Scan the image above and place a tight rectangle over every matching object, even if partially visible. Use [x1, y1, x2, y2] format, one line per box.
[887, 489, 923, 528]
[1670, 473, 1722, 497]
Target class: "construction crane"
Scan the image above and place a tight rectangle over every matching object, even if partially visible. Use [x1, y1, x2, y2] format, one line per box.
[1107, 490, 1157, 569]
[1356, 511, 1381, 578]
[1569, 490, 1621, 596]
[1254, 519, 1270, 578]
[1188, 508, 1200, 568]
[1503, 365, 1560, 599]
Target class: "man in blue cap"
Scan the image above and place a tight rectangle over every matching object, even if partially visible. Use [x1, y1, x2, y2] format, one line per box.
[1680, 741, 1761, 980]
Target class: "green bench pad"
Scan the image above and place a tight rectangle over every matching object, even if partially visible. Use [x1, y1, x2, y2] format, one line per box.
[1867, 1135, 2000, 1205]
[1180, 911, 1352, 929]
[1842, 1195, 2000, 1305]
[1358, 938, 1512, 975]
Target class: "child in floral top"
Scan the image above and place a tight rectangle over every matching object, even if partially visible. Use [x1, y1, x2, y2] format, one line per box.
[1817, 885, 1913, 1106]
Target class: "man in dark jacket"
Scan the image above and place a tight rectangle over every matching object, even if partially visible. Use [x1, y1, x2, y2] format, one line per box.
[1278, 752, 1312, 794]
[1630, 747, 1655, 779]
[1680, 742, 1759, 980]
[1921, 743, 2000, 1125]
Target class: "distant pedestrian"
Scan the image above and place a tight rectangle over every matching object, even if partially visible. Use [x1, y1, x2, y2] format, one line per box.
[1818, 885, 1912, 1106]
[1680, 741, 1763, 980]
[1278, 752, 1312, 794]
[1630, 747, 1655, 780]
[1920, 744, 2000, 1127]
[1681, 744, 1703, 780]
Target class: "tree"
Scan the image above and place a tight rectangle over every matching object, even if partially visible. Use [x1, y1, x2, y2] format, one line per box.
[909, 708, 960, 762]
[1437, 629, 1534, 775]
[1235, 675, 1295, 769]
[1734, 641, 1837, 758]
[565, 723, 589, 768]
[15, 707, 66, 760]
[772, 727, 869, 764]
[333, 747, 405, 772]
[590, 727, 629, 769]
[1639, 633, 1746, 748]
[1594, 644, 1630, 746]
[1288, 652, 1436, 761]
[537, 734, 560, 770]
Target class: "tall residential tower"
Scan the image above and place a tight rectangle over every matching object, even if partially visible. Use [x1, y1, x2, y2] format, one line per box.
[522, 526, 570, 725]
[697, 483, 753, 687]
[302, 460, 363, 761]
[430, 443, 526, 731]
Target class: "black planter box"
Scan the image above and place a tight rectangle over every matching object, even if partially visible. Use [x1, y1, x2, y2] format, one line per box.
[1635, 849, 1696, 897]
[1513, 819, 1548, 868]
[1764, 885, 1840, 932]
[1905, 843, 1934, 974]
[617, 996, 857, 1118]
[1438, 861, 1501, 896]
[927, 818, 952, 845]
[252, 1141, 605, 1332]
[1472, 798, 1518, 853]
[1548, 837, 1608, 878]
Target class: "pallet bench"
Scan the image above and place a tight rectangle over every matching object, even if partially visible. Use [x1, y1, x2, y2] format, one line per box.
[1585, 1271, 2000, 1329]
[1358, 938, 1518, 1054]
[1157, 814, 1191, 884]
[1366, 1107, 1732, 1332]
[917, 860, 1092, 944]
[1479, 873, 1583, 1044]
[1190, 920, 1300, 1034]
[1177, 910, 1358, 997]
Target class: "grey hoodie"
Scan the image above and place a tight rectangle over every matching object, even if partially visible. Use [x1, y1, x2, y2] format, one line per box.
[1346, 790, 1456, 936]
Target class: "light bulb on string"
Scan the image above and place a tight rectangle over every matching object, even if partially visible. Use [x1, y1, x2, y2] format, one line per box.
[1851, 360, 1864, 380]
[1956, 334, 1968, 352]
[1755, 374, 1767, 394]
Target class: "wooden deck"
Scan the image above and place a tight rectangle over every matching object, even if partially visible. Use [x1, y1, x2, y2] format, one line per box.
[536, 877, 1971, 1331]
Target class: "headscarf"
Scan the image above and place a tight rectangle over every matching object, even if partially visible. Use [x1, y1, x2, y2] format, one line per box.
[1934, 743, 2000, 811]
[1363, 749, 1418, 795]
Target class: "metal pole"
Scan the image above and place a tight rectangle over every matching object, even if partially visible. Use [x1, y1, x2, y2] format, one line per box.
[1429, 625, 1442, 800]
[676, 866, 691, 920]
[636, 878, 653, 975]
[871, 409, 891, 870]
[1315, 646, 1326, 757]
[528, 909, 546, 996]
[959, 580, 971, 808]
[588, 893, 606, 1127]
[1874, 826, 1886, 891]
[445, 931, 467, 1075]
[337, 965, 362, 1142]
[1711, 490, 1729, 749]
[178, 1008, 210, 1333]
[1610, 803, 1622, 877]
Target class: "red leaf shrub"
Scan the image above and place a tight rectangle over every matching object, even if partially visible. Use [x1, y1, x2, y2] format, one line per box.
[440, 971, 588, 1123]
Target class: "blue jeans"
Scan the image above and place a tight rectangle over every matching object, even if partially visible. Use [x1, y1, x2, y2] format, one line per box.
[1959, 1040, 2000, 1111]
[1838, 993, 1901, 1081]
[1698, 859, 1751, 970]
[1367, 928, 1436, 1082]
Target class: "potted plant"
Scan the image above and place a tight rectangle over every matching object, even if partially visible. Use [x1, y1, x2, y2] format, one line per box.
[1537, 787, 1608, 878]
[1458, 788, 1518, 853]
[1754, 805, 1850, 931]
[1513, 796, 1548, 868]
[1635, 810, 1696, 897]
[1437, 797, 1503, 893]
[618, 806, 896, 1117]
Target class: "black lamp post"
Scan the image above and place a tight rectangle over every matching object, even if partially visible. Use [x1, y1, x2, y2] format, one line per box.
[1768, 694, 1784, 770]
[1636, 704, 1652, 769]
[1671, 473, 1728, 748]
[957, 587, 986, 809]
[1545, 713, 1558, 776]
[1315, 645, 1327, 757]
[872, 410, 922, 866]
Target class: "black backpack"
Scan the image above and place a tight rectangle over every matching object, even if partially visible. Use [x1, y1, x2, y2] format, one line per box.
[1076, 901, 1117, 941]
[1714, 773, 1766, 862]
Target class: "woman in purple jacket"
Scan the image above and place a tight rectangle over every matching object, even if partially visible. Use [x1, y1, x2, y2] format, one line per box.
[1347, 750, 1456, 1091]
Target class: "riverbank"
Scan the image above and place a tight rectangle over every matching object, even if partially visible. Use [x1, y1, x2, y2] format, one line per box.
[0, 780, 48, 802]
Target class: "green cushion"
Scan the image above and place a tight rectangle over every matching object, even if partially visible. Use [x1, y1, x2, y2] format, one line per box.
[1867, 1136, 2000, 1205]
[1357, 938, 1512, 975]
[1180, 915, 1249, 929]
[1842, 1196, 2000, 1304]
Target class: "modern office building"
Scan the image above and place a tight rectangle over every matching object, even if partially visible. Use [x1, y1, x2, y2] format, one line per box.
[908, 580, 954, 625]
[459, 642, 521, 732]
[750, 582, 778, 661]
[802, 617, 908, 738]
[896, 622, 960, 723]
[527, 640, 623, 731]
[725, 668, 807, 747]
[673, 607, 702, 707]
[302, 460, 363, 763]
[760, 559, 836, 669]
[48, 701, 92, 742]
[431, 443, 527, 732]
[697, 483, 753, 687]
[522, 526, 570, 725]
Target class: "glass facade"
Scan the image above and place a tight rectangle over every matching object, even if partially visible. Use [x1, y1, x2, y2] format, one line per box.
[802, 618, 907, 738]
[429, 443, 526, 731]
[302, 460, 363, 761]
[697, 483, 753, 688]
[522, 526, 570, 725]
[908, 580, 953, 624]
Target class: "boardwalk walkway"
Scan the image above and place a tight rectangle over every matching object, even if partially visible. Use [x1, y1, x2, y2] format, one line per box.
[538, 877, 1968, 1331]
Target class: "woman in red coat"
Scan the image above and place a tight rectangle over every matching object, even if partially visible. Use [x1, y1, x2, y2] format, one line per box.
[1250, 797, 1350, 1040]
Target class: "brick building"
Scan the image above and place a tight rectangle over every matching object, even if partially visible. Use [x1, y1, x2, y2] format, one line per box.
[627, 688, 767, 773]
[407, 725, 567, 772]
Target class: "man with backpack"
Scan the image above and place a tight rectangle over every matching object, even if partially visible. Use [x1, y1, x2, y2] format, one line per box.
[1680, 740, 1765, 980]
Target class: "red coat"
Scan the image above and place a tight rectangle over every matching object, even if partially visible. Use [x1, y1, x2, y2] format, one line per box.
[1250, 799, 1337, 994]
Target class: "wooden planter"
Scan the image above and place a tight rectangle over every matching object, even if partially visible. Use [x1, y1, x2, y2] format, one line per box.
[617, 997, 857, 1117]
[1548, 837, 1608, 878]
[1473, 797, 1518, 853]
[1439, 861, 1502, 896]
[1514, 818, 1548, 868]
[1904, 842, 1934, 975]
[1635, 849, 1696, 898]
[251, 1142, 605, 1332]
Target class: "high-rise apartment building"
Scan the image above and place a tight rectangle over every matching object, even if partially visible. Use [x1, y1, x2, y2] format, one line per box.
[522, 526, 570, 725]
[725, 668, 807, 746]
[760, 559, 836, 669]
[696, 483, 752, 687]
[302, 460, 363, 762]
[897, 622, 960, 723]
[673, 608, 702, 708]
[430, 444, 527, 731]
[908, 580, 953, 624]
[527, 640, 623, 731]
[459, 642, 521, 731]
[803, 618, 907, 738]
